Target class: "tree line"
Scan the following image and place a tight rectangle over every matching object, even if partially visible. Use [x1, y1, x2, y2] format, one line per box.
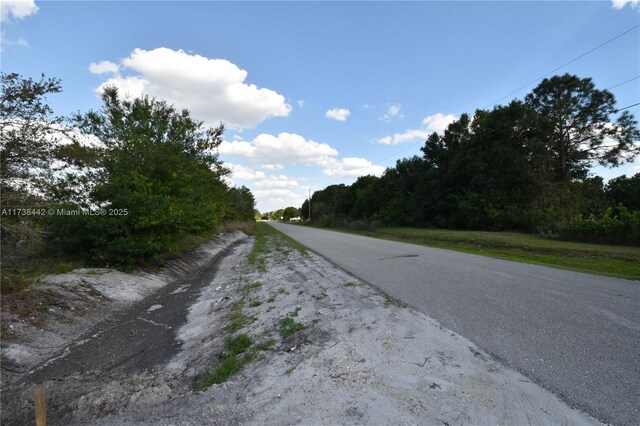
[301, 74, 640, 245]
[1, 72, 256, 289]
[260, 207, 301, 221]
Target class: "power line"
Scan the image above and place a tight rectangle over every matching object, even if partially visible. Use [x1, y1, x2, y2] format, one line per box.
[484, 24, 640, 108]
[374, 140, 425, 166]
[374, 25, 640, 168]
[615, 102, 640, 112]
[607, 76, 639, 90]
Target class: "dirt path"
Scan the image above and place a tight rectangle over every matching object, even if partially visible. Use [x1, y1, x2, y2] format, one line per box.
[2, 232, 602, 425]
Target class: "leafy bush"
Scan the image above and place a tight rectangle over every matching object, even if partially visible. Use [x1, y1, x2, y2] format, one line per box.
[46, 88, 241, 267]
[559, 206, 640, 246]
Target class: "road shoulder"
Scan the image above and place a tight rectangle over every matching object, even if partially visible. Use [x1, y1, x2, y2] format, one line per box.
[97, 232, 603, 425]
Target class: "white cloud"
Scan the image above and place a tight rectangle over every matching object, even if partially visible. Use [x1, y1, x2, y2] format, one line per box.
[218, 131, 384, 210]
[227, 169, 305, 212]
[260, 164, 285, 171]
[254, 188, 300, 199]
[89, 61, 119, 74]
[378, 129, 430, 145]
[378, 113, 457, 145]
[227, 163, 266, 181]
[99, 75, 147, 99]
[326, 108, 351, 121]
[219, 132, 338, 166]
[297, 100, 305, 108]
[422, 113, 457, 133]
[255, 175, 299, 188]
[322, 157, 385, 177]
[612, 0, 639, 9]
[254, 188, 307, 212]
[95, 48, 291, 129]
[379, 104, 404, 122]
[0, 32, 29, 48]
[1, 0, 38, 22]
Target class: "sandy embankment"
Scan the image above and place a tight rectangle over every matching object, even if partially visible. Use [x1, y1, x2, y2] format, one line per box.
[93, 232, 602, 425]
[0, 232, 246, 389]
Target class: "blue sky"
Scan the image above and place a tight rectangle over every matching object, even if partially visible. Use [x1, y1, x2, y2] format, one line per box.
[2, 0, 639, 212]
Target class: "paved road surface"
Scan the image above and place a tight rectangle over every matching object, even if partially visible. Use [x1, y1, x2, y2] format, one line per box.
[268, 222, 640, 425]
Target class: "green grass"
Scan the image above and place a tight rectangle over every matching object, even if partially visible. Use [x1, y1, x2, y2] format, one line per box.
[251, 222, 308, 254]
[1, 258, 83, 295]
[279, 309, 304, 337]
[225, 333, 253, 355]
[325, 226, 640, 280]
[247, 221, 309, 272]
[229, 301, 247, 331]
[258, 338, 277, 350]
[195, 333, 254, 391]
[242, 281, 262, 294]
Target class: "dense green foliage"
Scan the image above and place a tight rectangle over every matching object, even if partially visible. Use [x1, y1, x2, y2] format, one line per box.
[303, 74, 640, 244]
[261, 206, 301, 221]
[46, 88, 255, 266]
[1, 72, 74, 291]
[1, 74, 256, 290]
[559, 206, 640, 246]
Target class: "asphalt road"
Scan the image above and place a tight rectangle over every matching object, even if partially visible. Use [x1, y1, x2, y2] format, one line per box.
[268, 222, 640, 426]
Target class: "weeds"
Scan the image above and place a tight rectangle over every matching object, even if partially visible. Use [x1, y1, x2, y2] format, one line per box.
[225, 333, 252, 354]
[195, 333, 255, 391]
[384, 294, 393, 307]
[242, 281, 262, 294]
[314, 292, 327, 300]
[248, 223, 309, 270]
[229, 301, 246, 331]
[257, 338, 277, 350]
[279, 309, 304, 337]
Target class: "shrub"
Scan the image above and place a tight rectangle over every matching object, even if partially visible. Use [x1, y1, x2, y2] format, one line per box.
[559, 206, 640, 246]
[46, 89, 238, 267]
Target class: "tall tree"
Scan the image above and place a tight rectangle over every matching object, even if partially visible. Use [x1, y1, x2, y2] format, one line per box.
[524, 74, 640, 181]
[0, 72, 64, 205]
[1, 73, 71, 285]
[226, 186, 256, 221]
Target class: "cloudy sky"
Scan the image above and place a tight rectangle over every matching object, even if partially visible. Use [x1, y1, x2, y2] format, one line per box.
[2, 0, 639, 212]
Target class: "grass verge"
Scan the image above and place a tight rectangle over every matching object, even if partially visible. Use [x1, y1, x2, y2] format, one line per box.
[195, 333, 255, 391]
[248, 222, 308, 271]
[312, 225, 640, 280]
[279, 309, 304, 338]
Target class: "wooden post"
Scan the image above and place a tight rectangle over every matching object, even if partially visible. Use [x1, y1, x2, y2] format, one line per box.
[35, 384, 46, 426]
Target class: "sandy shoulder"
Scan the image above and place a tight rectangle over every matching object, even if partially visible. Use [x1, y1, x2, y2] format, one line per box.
[98, 233, 601, 425]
